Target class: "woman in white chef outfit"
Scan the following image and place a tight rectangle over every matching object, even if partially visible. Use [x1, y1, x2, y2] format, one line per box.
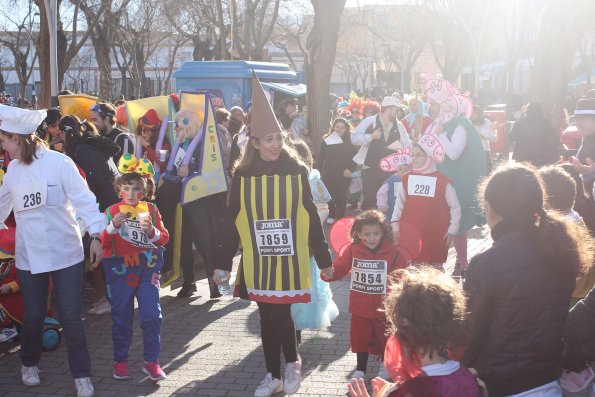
[0, 105, 106, 397]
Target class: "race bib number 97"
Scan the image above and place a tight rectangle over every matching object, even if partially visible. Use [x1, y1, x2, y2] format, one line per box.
[407, 175, 437, 198]
[350, 258, 387, 294]
[12, 180, 47, 212]
[253, 219, 294, 256]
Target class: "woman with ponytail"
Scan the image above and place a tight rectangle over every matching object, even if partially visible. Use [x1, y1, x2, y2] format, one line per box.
[463, 163, 593, 397]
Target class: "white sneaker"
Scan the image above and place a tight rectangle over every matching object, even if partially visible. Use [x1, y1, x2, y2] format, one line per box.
[326, 217, 336, 225]
[21, 365, 40, 386]
[254, 373, 283, 397]
[74, 377, 94, 397]
[0, 326, 17, 342]
[87, 299, 110, 315]
[283, 360, 302, 395]
[352, 370, 365, 379]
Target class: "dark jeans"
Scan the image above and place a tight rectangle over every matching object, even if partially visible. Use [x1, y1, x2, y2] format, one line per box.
[180, 193, 227, 297]
[361, 167, 388, 210]
[18, 262, 91, 378]
[257, 302, 298, 379]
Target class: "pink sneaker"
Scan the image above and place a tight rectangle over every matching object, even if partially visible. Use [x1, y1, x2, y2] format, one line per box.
[143, 361, 167, 381]
[113, 362, 130, 380]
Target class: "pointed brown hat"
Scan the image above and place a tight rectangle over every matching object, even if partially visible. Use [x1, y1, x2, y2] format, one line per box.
[250, 75, 283, 138]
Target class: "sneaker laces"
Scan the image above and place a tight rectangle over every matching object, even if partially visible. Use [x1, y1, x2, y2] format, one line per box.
[0, 327, 15, 337]
[76, 377, 93, 391]
[22, 366, 39, 378]
[285, 362, 301, 381]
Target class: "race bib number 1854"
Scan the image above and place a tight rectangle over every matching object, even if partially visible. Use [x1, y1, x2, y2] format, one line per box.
[350, 258, 388, 294]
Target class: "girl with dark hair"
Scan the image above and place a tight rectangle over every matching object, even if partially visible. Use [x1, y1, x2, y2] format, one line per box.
[214, 79, 332, 397]
[60, 115, 120, 212]
[347, 267, 483, 397]
[317, 117, 358, 223]
[463, 163, 593, 397]
[322, 210, 407, 380]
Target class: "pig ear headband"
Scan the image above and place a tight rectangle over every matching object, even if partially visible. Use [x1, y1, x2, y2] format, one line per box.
[418, 133, 445, 163]
[379, 146, 413, 172]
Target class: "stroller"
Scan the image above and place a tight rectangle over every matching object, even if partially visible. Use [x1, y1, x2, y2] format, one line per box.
[0, 221, 63, 352]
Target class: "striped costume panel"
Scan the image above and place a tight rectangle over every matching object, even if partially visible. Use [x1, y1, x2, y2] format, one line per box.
[235, 174, 311, 303]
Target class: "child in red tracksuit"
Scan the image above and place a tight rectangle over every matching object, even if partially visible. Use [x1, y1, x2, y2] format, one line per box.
[322, 210, 407, 379]
[101, 167, 169, 382]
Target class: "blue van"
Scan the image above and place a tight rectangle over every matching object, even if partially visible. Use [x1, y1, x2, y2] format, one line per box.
[173, 60, 306, 111]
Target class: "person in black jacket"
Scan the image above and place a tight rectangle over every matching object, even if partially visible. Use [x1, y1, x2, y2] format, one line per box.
[317, 117, 358, 223]
[214, 78, 332, 397]
[509, 102, 560, 167]
[60, 115, 120, 212]
[463, 163, 593, 397]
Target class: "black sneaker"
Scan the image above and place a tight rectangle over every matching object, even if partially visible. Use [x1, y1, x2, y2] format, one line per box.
[451, 263, 461, 278]
[177, 283, 197, 297]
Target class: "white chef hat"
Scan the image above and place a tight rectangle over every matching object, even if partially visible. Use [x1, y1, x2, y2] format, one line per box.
[0, 104, 47, 135]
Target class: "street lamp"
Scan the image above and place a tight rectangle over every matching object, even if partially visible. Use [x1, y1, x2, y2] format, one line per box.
[44, 0, 58, 107]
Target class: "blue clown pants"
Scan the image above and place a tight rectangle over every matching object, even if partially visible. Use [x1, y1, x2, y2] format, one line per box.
[103, 249, 163, 363]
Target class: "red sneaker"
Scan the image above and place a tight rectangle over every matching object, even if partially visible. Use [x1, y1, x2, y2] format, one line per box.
[143, 361, 167, 381]
[113, 362, 130, 380]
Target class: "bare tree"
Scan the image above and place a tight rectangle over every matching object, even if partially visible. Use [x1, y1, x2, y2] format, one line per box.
[79, 0, 132, 101]
[530, 0, 595, 129]
[306, 0, 346, 156]
[0, 2, 38, 107]
[116, 0, 169, 98]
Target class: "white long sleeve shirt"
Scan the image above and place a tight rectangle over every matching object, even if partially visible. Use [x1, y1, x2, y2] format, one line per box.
[351, 115, 411, 165]
[391, 167, 461, 235]
[0, 147, 106, 273]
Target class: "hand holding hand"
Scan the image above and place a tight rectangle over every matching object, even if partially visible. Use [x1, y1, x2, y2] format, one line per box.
[112, 212, 127, 229]
[0, 284, 11, 294]
[343, 169, 353, 178]
[321, 267, 334, 280]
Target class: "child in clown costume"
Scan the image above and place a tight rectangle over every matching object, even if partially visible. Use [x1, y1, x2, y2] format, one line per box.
[391, 135, 461, 267]
[101, 154, 169, 382]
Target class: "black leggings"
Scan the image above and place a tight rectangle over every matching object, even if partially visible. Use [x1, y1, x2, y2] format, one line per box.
[356, 352, 369, 372]
[257, 302, 298, 379]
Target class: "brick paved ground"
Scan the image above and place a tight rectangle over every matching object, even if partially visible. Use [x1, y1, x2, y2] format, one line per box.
[0, 224, 492, 397]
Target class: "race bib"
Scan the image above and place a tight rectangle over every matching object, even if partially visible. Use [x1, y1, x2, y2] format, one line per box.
[122, 220, 156, 249]
[12, 180, 47, 212]
[253, 219, 294, 256]
[350, 258, 387, 294]
[407, 175, 437, 198]
[173, 147, 186, 169]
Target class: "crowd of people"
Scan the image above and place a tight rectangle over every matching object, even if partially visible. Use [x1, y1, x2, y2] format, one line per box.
[0, 76, 594, 397]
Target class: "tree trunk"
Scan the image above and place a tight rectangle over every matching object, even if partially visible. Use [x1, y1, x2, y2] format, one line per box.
[306, 0, 346, 157]
[529, 0, 595, 129]
[36, 1, 51, 109]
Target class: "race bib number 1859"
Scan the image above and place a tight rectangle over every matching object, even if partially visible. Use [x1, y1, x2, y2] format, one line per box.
[351, 258, 388, 294]
[253, 219, 294, 256]
[12, 180, 47, 212]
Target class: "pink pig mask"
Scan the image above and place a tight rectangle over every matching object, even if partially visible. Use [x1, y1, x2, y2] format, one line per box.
[379, 147, 413, 173]
[424, 75, 473, 124]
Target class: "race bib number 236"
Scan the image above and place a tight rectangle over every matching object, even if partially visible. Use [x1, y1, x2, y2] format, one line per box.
[12, 180, 47, 212]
